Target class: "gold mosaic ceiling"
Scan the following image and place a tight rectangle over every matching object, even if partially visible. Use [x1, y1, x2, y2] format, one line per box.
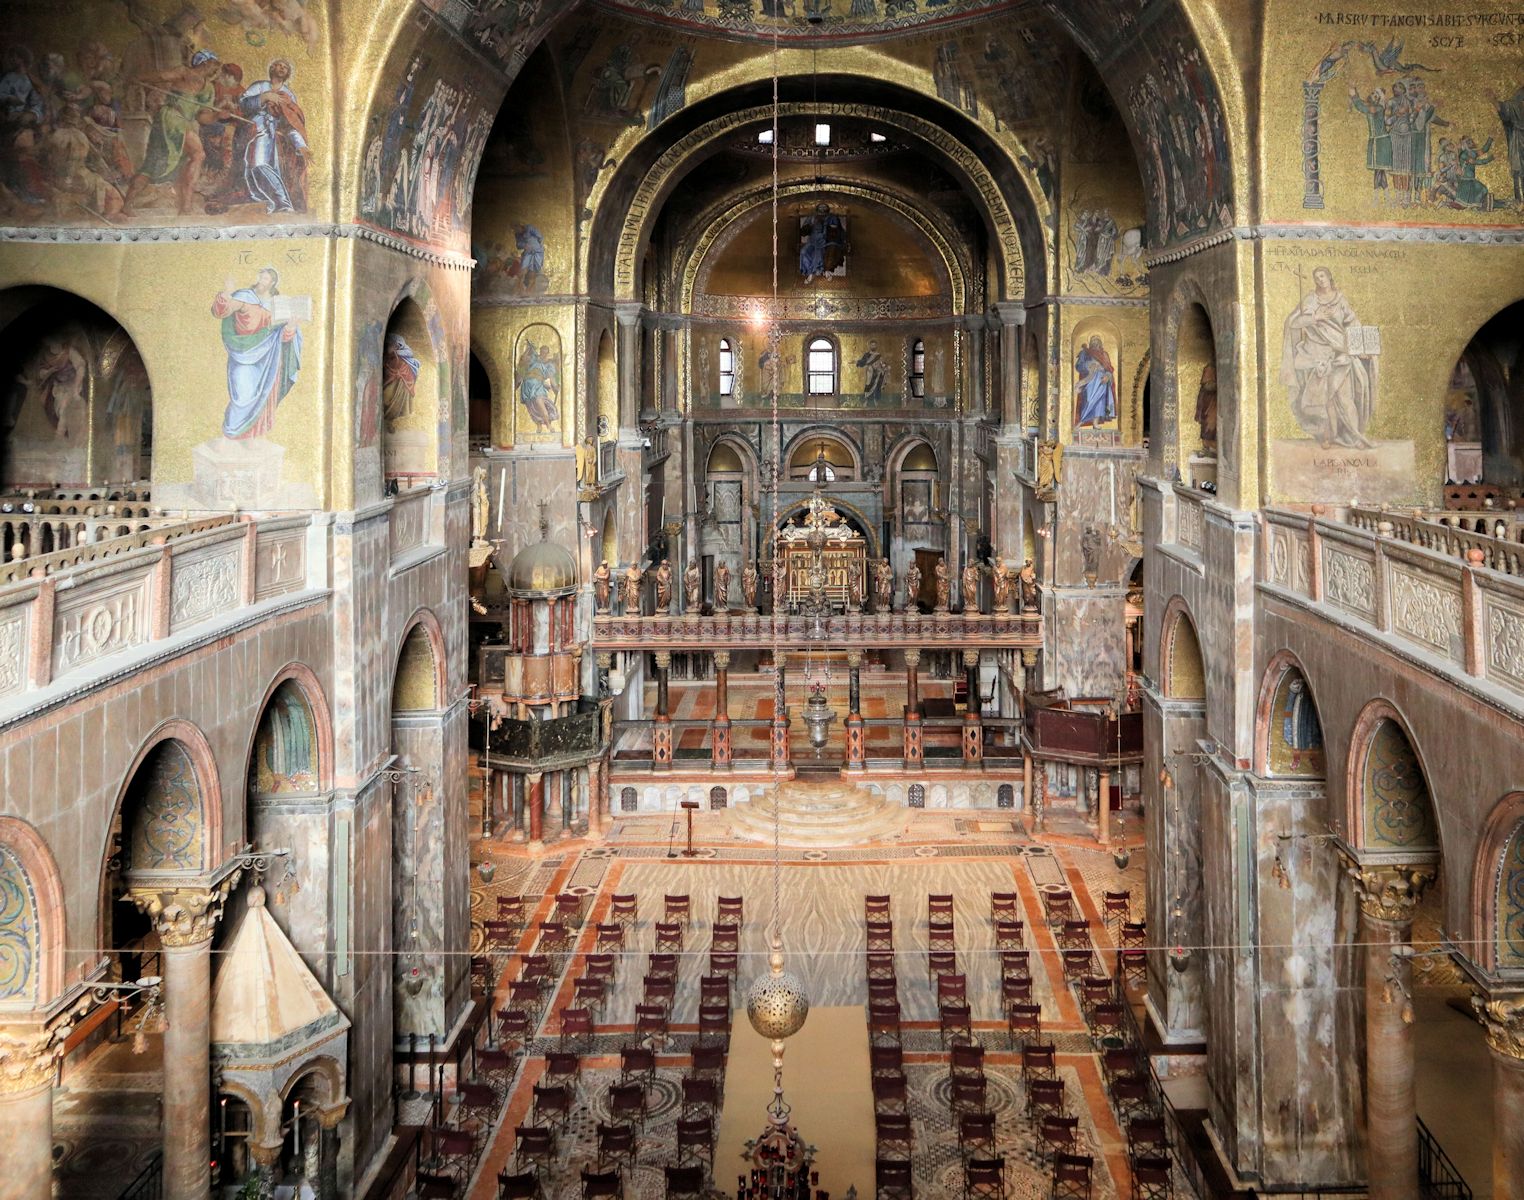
[592, 0, 1030, 43]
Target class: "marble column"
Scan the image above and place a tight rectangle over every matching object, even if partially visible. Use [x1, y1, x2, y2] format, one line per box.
[844, 650, 866, 772]
[1097, 769, 1111, 845]
[1475, 993, 1524, 1200]
[712, 652, 732, 770]
[614, 303, 643, 428]
[131, 879, 240, 1200]
[587, 759, 605, 838]
[526, 772, 545, 851]
[903, 649, 923, 769]
[771, 653, 790, 771]
[961, 649, 983, 768]
[1346, 862, 1435, 1200]
[653, 652, 673, 771]
[0, 1025, 58, 1200]
[995, 301, 1024, 430]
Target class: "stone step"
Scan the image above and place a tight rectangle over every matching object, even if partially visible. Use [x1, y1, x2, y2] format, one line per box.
[725, 780, 907, 846]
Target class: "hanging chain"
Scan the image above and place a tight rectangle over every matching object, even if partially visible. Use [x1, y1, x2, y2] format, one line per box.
[769, 25, 782, 948]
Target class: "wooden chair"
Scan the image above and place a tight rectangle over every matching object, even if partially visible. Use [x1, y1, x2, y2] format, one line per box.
[950, 1042, 985, 1080]
[470, 955, 492, 991]
[542, 1051, 580, 1090]
[536, 922, 571, 957]
[990, 892, 1019, 923]
[927, 950, 960, 984]
[958, 1111, 996, 1160]
[869, 978, 900, 1005]
[1050, 1153, 1093, 1200]
[635, 1003, 669, 1045]
[507, 980, 544, 1017]
[484, 920, 517, 950]
[876, 1157, 914, 1200]
[1022, 1042, 1058, 1083]
[520, 955, 555, 987]
[580, 1169, 622, 1200]
[964, 1156, 1006, 1200]
[513, 1125, 556, 1173]
[429, 1125, 475, 1172]
[1038, 1115, 1081, 1161]
[1111, 1073, 1157, 1123]
[937, 972, 968, 1006]
[866, 951, 897, 981]
[1128, 1116, 1169, 1164]
[654, 921, 684, 952]
[1102, 889, 1132, 928]
[1000, 950, 1032, 980]
[1102, 1046, 1142, 1084]
[871, 1071, 909, 1114]
[691, 1043, 726, 1081]
[595, 1123, 636, 1175]
[663, 1165, 705, 1199]
[875, 1111, 913, 1158]
[1078, 977, 1114, 1016]
[675, 1115, 714, 1167]
[573, 976, 607, 1012]
[642, 974, 678, 1012]
[1119, 947, 1148, 987]
[610, 894, 638, 927]
[711, 922, 740, 952]
[1027, 1077, 1066, 1122]
[620, 1045, 656, 1088]
[1061, 950, 1094, 982]
[1119, 920, 1147, 948]
[949, 1074, 987, 1115]
[939, 1002, 973, 1046]
[717, 895, 744, 927]
[555, 892, 584, 927]
[866, 919, 895, 952]
[928, 893, 955, 923]
[868, 999, 902, 1043]
[458, 1081, 497, 1121]
[497, 1006, 533, 1048]
[607, 1082, 647, 1126]
[1089, 1003, 1125, 1044]
[558, 1007, 594, 1050]
[647, 953, 679, 980]
[1058, 920, 1092, 950]
[663, 894, 691, 926]
[532, 1083, 572, 1129]
[1008, 1003, 1042, 1049]
[994, 920, 1025, 950]
[680, 1076, 720, 1118]
[595, 923, 625, 952]
[583, 954, 616, 984]
[1133, 1156, 1173, 1200]
[700, 974, 731, 1009]
[1001, 976, 1034, 1007]
[496, 894, 527, 928]
[928, 917, 957, 953]
[497, 1168, 542, 1200]
[477, 1046, 515, 1077]
[709, 950, 738, 979]
[1040, 890, 1074, 926]
[870, 1043, 904, 1078]
[698, 1003, 731, 1042]
[865, 894, 892, 921]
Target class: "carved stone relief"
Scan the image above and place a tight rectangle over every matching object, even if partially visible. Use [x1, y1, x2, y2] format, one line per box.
[1389, 568, 1461, 659]
[1323, 547, 1376, 621]
[170, 550, 241, 633]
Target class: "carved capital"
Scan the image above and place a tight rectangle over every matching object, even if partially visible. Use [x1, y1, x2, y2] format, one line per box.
[595, 652, 613, 669]
[1473, 993, 1524, 1061]
[713, 652, 731, 670]
[1021, 647, 1041, 668]
[1345, 862, 1435, 925]
[129, 873, 241, 948]
[654, 651, 672, 669]
[0, 1024, 59, 1094]
[846, 651, 863, 669]
[904, 650, 921, 669]
[963, 649, 980, 668]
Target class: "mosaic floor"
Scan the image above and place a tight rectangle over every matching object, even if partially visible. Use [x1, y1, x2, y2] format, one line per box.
[460, 798, 1159, 1200]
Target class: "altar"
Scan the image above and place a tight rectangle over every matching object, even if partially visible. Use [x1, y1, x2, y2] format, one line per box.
[777, 494, 866, 609]
[715, 1006, 875, 1199]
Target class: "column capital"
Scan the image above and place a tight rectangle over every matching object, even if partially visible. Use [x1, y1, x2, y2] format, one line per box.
[654, 651, 672, 669]
[962, 649, 980, 668]
[0, 1023, 58, 1095]
[1021, 647, 1040, 668]
[613, 302, 645, 328]
[846, 650, 863, 668]
[993, 301, 1027, 327]
[595, 652, 613, 669]
[713, 651, 731, 670]
[1343, 860, 1436, 925]
[1473, 993, 1524, 1061]
[904, 649, 921, 668]
[129, 873, 241, 948]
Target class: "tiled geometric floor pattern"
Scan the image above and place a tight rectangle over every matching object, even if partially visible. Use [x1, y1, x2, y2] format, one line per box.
[462, 803, 1159, 1200]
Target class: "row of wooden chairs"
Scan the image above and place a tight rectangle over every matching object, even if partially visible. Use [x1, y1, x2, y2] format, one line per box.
[605, 892, 744, 929]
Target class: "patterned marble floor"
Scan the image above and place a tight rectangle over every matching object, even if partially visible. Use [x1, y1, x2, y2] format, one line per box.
[462, 804, 1156, 1200]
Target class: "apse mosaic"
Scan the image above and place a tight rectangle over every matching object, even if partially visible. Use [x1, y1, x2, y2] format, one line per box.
[1267, 669, 1325, 778]
[1360, 718, 1437, 851]
[1500, 820, 1524, 967]
[128, 740, 204, 872]
[251, 682, 319, 796]
[0, 845, 39, 1005]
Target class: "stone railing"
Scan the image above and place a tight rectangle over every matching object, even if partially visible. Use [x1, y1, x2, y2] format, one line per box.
[0, 498, 182, 573]
[1261, 507, 1524, 693]
[0, 513, 237, 586]
[1347, 506, 1524, 576]
[641, 425, 670, 469]
[0, 513, 316, 705]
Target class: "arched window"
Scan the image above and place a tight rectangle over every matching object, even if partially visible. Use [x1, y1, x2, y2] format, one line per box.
[909, 338, 926, 399]
[718, 338, 735, 397]
[806, 336, 837, 396]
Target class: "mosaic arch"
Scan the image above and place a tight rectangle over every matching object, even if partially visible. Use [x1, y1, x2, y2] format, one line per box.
[127, 739, 206, 872]
[1498, 819, 1524, 969]
[394, 618, 444, 713]
[1162, 603, 1204, 700]
[1359, 717, 1438, 852]
[1265, 666, 1324, 780]
[0, 845, 40, 1006]
[251, 681, 321, 797]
